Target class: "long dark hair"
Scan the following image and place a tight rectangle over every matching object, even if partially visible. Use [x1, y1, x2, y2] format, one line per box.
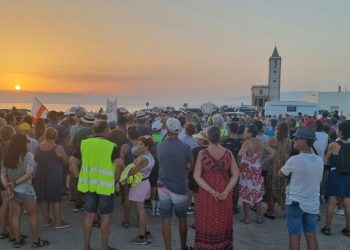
[3, 134, 28, 169]
[276, 122, 289, 141]
[34, 118, 45, 139]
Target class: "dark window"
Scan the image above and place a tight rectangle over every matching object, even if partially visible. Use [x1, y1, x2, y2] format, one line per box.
[274, 70, 277, 73]
[259, 99, 263, 107]
[287, 106, 297, 112]
[273, 80, 276, 83]
[259, 89, 263, 95]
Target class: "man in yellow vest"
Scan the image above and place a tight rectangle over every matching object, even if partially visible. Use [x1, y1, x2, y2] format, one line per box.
[77, 120, 121, 250]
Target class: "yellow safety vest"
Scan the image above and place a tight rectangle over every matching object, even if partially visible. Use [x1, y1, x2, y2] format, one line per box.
[220, 128, 229, 137]
[78, 137, 116, 196]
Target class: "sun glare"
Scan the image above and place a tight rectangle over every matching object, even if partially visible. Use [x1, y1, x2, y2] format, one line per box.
[15, 85, 21, 91]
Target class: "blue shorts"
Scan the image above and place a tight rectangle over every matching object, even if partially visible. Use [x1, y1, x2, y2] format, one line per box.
[286, 203, 318, 236]
[84, 192, 114, 215]
[158, 186, 187, 219]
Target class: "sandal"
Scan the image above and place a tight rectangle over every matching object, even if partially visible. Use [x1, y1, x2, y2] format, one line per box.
[121, 220, 129, 228]
[32, 238, 50, 248]
[256, 219, 264, 224]
[0, 233, 10, 239]
[13, 238, 25, 248]
[264, 212, 275, 220]
[240, 219, 250, 224]
[320, 226, 331, 236]
[341, 228, 350, 237]
[9, 234, 28, 243]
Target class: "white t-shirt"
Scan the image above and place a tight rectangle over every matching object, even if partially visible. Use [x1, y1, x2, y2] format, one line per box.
[178, 128, 186, 141]
[281, 153, 323, 214]
[27, 136, 39, 155]
[313, 132, 328, 162]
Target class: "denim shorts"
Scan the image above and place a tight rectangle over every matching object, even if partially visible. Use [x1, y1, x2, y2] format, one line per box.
[286, 203, 318, 236]
[84, 192, 114, 215]
[158, 186, 187, 219]
[14, 192, 36, 203]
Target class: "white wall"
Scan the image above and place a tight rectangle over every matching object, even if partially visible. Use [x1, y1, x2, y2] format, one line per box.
[318, 92, 350, 116]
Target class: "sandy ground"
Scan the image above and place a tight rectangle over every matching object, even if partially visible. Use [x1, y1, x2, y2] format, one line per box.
[0, 196, 349, 250]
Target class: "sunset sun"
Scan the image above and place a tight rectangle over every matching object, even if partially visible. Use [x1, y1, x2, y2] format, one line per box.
[15, 85, 22, 91]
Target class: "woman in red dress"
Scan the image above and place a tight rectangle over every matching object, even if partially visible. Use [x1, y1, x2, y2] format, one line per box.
[194, 126, 240, 250]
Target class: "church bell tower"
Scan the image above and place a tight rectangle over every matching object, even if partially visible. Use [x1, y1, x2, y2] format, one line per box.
[268, 46, 281, 101]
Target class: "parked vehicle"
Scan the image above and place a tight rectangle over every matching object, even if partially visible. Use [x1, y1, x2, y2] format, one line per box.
[234, 106, 258, 116]
[264, 101, 330, 117]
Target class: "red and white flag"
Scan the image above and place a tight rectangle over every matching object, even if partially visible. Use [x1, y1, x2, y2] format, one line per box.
[31, 97, 48, 123]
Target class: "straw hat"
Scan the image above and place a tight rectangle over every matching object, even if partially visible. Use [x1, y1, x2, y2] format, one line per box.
[80, 112, 96, 124]
[193, 131, 208, 141]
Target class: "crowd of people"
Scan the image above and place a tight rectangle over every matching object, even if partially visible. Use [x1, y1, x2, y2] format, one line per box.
[0, 106, 350, 250]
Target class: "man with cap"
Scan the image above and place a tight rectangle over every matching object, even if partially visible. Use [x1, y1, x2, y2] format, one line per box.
[279, 127, 323, 250]
[135, 110, 152, 136]
[157, 118, 193, 250]
[151, 120, 163, 144]
[69, 113, 96, 212]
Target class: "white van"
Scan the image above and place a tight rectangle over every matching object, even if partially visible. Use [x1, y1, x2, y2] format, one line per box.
[264, 101, 330, 117]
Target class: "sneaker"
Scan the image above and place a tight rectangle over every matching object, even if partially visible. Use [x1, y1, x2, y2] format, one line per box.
[55, 221, 72, 229]
[335, 208, 345, 215]
[156, 208, 160, 216]
[73, 204, 83, 213]
[44, 218, 55, 227]
[186, 207, 194, 215]
[130, 235, 148, 245]
[145, 232, 152, 243]
[151, 209, 156, 216]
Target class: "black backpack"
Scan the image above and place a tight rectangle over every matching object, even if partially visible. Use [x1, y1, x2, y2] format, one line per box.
[336, 141, 350, 176]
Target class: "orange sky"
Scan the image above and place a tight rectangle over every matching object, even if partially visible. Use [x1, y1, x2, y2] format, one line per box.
[0, 1, 349, 105]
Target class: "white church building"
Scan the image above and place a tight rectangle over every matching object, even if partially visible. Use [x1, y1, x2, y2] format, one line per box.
[251, 47, 281, 110]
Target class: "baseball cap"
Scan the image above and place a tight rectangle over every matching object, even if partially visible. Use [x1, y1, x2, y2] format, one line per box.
[152, 120, 162, 131]
[166, 118, 181, 133]
[294, 126, 317, 140]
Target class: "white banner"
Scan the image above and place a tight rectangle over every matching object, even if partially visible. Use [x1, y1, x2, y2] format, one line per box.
[107, 97, 118, 123]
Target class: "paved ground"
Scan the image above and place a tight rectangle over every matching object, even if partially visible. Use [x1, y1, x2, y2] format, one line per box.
[0, 196, 349, 250]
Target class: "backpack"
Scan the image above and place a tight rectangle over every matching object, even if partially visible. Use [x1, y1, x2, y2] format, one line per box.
[221, 138, 243, 162]
[336, 141, 350, 176]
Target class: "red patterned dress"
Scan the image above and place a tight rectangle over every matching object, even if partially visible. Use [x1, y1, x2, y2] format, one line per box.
[195, 149, 233, 250]
[239, 151, 263, 204]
